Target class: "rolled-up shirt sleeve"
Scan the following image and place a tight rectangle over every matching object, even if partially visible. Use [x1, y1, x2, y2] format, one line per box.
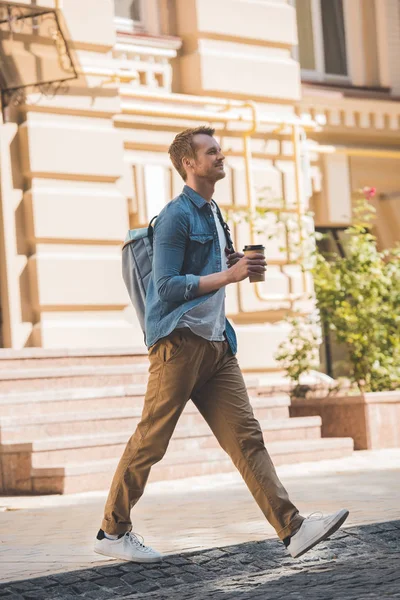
[153, 205, 200, 303]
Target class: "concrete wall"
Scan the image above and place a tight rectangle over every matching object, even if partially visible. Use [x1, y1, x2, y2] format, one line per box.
[174, 0, 300, 101]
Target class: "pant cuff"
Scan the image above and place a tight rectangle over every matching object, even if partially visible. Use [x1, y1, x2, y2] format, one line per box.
[101, 519, 132, 536]
[276, 513, 305, 541]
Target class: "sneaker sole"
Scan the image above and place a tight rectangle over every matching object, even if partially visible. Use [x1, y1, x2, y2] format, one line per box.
[291, 509, 349, 559]
[94, 546, 163, 563]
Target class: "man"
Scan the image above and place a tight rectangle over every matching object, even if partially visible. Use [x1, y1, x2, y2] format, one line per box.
[94, 126, 348, 563]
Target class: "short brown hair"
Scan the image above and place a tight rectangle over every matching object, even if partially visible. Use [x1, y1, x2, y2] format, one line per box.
[168, 126, 215, 181]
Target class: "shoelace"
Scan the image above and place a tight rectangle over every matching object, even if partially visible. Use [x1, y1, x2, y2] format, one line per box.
[306, 511, 324, 521]
[125, 531, 151, 552]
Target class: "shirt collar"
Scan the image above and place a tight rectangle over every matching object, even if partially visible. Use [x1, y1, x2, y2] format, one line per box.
[182, 185, 210, 209]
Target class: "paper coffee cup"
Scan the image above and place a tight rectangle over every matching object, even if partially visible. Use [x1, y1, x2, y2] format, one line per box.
[243, 244, 266, 283]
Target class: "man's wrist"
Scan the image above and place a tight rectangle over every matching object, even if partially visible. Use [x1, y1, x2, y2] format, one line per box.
[224, 269, 235, 285]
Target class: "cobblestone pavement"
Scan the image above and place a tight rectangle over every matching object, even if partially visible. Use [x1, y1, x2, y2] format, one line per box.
[1, 451, 400, 597]
[0, 520, 399, 599]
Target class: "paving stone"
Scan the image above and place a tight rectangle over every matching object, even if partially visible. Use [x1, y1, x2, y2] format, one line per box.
[92, 567, 123, 578]
[92, 577, 132, 593]
[71, 581, 100, 595]
[201, 549, 226, 560]
[118, 564, 144, 574]
[22, 592, 61, 600]
[73, 571, 103, 582]
[182, 564, 213, 578]
[43, 580, 61, 589]
[2, 584, 35, 594]
[80, 591, 118, 600]
[164, 556, 191, 566]
[45, 594, 79, 600]
[126, 580, 160, 595]
[188, 554, 213, 565]
[121, 573, 146, 585]
[179, 573, 198, 584]
[51, 574, 82, 586]
[160, 565, 182, 575]
[142, 571, 165, 579]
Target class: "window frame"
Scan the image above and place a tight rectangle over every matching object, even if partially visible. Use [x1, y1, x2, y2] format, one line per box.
[114, 0, 146, 34]
[295, 0, 351, 84]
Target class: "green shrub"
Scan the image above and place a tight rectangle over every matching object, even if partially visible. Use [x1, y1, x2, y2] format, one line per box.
[274, 314, 322, 396]
[276, 198, 400, 393]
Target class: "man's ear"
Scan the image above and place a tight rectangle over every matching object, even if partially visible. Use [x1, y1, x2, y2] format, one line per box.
[182, 156, 193, 173]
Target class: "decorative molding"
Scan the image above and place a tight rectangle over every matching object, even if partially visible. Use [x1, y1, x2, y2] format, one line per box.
[111, 31, 182, 92]
[298, 86, 400, 132]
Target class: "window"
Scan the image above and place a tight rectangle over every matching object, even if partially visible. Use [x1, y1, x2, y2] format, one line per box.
[315, 226, 350, 378]
[296, 0, 349, 82]
[114, 0, 145, 32]
[315, 226, 349, 259]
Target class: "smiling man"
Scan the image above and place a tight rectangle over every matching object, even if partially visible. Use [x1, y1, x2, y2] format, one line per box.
[94, 126, 349, 564]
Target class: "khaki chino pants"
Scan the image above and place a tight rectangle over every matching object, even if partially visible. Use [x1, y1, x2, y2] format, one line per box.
[102, 329, 304, 540]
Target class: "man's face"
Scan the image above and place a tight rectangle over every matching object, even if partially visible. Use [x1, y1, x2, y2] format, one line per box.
[185, 134, 226, 182]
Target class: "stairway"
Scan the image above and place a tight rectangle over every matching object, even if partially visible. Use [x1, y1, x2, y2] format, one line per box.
[0, 348, 353, 494]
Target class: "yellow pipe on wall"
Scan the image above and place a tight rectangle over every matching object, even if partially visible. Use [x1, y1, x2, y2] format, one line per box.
[239, 109, 309, 307]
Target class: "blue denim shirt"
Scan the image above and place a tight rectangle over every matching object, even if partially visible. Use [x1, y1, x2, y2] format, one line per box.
[145, 185, 237, 354]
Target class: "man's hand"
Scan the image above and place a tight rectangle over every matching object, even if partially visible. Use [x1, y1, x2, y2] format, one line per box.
[225, 248, 244, 268]
[197, 249, 267, 296]
[226, 253, 267, 283]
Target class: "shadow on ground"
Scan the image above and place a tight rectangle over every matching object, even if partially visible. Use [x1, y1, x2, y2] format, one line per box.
[1, 521, 399, 600]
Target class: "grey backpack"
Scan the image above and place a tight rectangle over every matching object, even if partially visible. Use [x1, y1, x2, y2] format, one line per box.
[122, 204, 234, 335]
[122, 216, 157, 334]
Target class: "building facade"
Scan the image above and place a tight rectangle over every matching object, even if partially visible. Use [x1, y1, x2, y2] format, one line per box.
[0, 0, 399, 373]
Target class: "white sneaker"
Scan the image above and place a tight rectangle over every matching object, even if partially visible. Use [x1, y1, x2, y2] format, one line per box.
[94, 529, 162, 563]
[287, 509, 349, 559]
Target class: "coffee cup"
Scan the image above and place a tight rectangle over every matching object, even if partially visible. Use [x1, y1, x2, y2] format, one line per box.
[243, 244, 266, 283]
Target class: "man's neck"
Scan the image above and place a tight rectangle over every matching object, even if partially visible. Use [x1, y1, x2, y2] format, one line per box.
[185, 178, 215, 202]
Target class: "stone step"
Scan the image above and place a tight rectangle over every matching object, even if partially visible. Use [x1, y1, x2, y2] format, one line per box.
[30, 437, 354, 494]
[0, 347, 148, 370]
[0, 416, 323, 491]
[0, 364, 149, 393]
[0, 366, 278, 395]
[24, 416, 321, 467]
[0, 386, 290, 419]
[0, 396, 293, 443]
[0, 385, 147, 417]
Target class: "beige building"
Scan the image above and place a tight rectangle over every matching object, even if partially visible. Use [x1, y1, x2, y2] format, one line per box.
[1, 0, 400, 373]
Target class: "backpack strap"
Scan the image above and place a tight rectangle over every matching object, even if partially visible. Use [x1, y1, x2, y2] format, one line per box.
[122, 216, 158, 251]
[147, 215, 157, 245]
[214, 202, 235, 252]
